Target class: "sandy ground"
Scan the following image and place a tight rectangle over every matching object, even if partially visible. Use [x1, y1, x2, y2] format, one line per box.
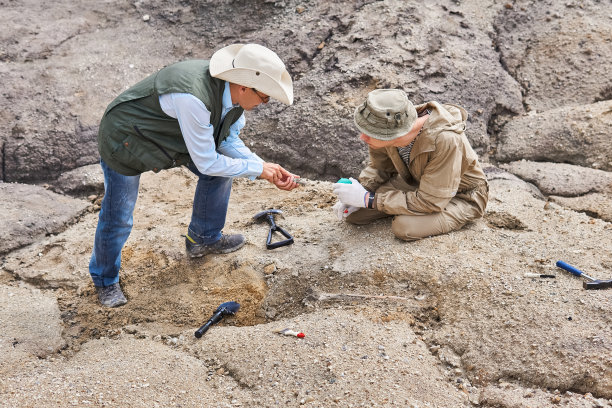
[1, 167, 611, 407]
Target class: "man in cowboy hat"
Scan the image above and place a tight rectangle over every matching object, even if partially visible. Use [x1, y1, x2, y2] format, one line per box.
[333, 89, 488, 241]
[90, 43, 298, 307]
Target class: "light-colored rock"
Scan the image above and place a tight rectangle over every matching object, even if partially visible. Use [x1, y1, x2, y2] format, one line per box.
[0, 183, 90, 255]
[495, 101, 612, 171]
[1, 0, 612, 407]
[500, 160, 612, 196]
[0, 166, 610, 407]
[551, 192, 612, 222]
[51, 163, 104, 196]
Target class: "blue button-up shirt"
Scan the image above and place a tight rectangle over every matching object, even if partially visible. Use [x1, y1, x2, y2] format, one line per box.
[159, 82, 264, 179]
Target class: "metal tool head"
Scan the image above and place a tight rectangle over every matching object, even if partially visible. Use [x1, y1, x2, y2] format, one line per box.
[254, 209, 283, 223]
[583, 280, 612, 290]
[216, 301, 241, 315]
[253, 209, 294, 249]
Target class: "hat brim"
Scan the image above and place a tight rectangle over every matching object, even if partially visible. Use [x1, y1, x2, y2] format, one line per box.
[353, 104, 413, 141]
[210, 44, 293, 105]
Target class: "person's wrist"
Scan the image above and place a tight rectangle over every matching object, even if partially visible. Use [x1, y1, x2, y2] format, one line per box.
[367, 192, 375, 209]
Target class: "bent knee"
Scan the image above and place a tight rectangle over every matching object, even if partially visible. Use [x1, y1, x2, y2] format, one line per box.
[391, 217, 426, 241]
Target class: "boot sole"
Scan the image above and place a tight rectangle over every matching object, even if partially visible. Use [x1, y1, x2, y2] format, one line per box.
[187, 239, 246, 258]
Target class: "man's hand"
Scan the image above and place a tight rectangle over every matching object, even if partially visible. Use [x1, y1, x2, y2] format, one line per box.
[274, 174, 300, 191]
[332, 177, 369, 208]
[259, 162, 285, 183]
[332, 201, 359, 220]
[260, 162, 300, 191]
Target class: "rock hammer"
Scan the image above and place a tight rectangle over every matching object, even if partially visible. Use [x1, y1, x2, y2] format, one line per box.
[556, 261, 612, 290]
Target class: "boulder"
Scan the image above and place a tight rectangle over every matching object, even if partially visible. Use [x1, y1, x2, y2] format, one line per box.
[3, 119, 99, 184]
[50, 163, 104, 196]
[500, 160, 612, 196]
[494, 0, 612, 113]
[0, 182, 90, 255]
[551, 193, 612, 223]
[494, 101, 612, 171]
[237, 0, 523, 179]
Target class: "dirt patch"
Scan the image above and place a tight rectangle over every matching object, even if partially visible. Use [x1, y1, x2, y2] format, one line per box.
[58, 250, 269, 346]
[485, 210, 528, 230]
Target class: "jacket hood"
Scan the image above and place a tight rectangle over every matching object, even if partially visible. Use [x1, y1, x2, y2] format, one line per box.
[417, 101, 468, 135]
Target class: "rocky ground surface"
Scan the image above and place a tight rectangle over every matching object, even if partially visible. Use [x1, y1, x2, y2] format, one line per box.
[1, 170, 611, 407]
[1, 0, 611, 407]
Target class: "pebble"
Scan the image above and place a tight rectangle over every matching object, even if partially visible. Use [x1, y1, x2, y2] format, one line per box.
[142, 14, 150, 21]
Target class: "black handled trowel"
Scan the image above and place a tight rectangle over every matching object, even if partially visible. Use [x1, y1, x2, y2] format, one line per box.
[194, 301, 241, 338]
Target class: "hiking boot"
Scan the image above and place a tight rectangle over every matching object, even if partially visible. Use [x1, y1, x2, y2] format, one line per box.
[96, 282, 127, 308]
[185, 233, 246, 258]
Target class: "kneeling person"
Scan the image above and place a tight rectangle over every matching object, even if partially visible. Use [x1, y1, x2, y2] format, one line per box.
[333, 89, 488, 241]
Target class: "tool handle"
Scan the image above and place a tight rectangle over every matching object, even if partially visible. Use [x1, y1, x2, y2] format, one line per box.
[194, 320, 213, 338]
[194, 310, 223, 338]
[557, 261, 600, 284]
[556, 261, 583, 277]
[266, 225, 294, 249]
[524, 273, 555, 278]
[556, 261, 586, 278]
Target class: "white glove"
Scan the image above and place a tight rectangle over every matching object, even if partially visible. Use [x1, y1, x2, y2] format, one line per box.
[332, 201, 359, 221]
[332, 177, 368, 208]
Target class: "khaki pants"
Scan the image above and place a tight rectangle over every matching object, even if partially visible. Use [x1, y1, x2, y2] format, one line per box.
[346, 177, 488, 241]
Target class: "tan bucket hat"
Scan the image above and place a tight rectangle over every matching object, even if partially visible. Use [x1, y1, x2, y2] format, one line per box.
[354, 89, 417, 140]
[210, 43, 293, 105]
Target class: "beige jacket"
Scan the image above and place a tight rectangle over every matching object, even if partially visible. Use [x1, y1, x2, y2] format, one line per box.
[359, 101, 488, 216]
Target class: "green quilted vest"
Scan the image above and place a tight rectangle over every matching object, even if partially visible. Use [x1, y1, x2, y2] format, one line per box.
[98, 60, 244, 175]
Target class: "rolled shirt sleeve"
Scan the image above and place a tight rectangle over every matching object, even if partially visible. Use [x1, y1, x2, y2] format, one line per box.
[218, 113, 265, 178]
[159, 92, 263, 179]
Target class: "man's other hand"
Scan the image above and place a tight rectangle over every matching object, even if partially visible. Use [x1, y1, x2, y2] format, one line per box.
[274, 175, 300, 191]
[260, 162, 300, 191]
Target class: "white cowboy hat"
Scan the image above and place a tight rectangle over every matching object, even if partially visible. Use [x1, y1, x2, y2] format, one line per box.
[210, 43, 293, 105]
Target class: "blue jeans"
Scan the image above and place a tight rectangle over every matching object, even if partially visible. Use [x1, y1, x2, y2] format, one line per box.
[89, 159, 232, 287]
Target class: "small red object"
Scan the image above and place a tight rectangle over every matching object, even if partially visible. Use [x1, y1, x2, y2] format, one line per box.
[277, 328, 305, 338]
